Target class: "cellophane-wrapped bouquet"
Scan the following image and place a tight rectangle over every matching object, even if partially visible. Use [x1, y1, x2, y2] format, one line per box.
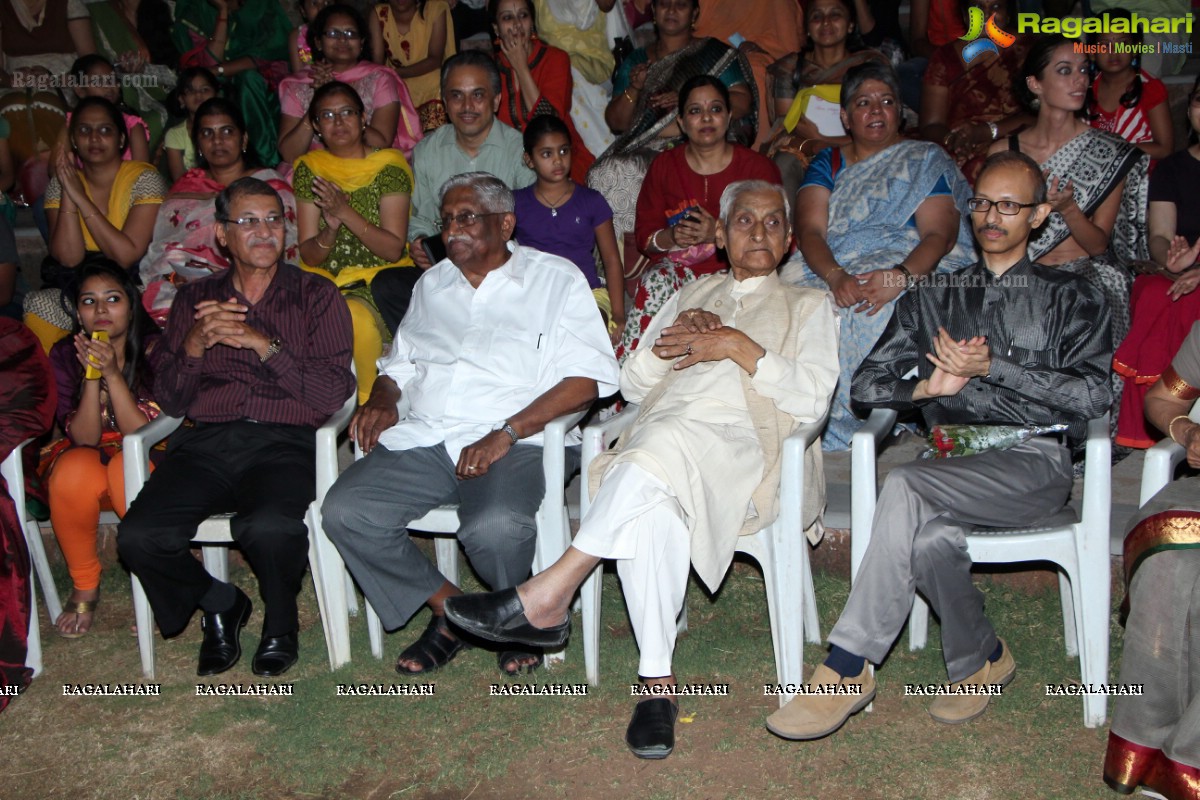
[924, 423, 1069, 459]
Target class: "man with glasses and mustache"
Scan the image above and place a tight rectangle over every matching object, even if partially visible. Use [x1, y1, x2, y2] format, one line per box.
[767, 151, 1113, 740]
[119, 177, 354, 678]
[321, 171, 618, 677]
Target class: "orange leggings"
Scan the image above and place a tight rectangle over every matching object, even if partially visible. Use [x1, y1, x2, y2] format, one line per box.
[47, 448, 145, 591]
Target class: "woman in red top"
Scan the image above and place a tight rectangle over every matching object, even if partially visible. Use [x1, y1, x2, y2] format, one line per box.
[622, 74, 780, 359]
[488, 0, 594, 183]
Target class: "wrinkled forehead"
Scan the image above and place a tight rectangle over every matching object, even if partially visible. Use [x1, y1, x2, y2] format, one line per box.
[227, 193, 284, 219]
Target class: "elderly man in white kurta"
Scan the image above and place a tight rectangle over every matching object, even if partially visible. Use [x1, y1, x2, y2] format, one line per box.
[445, 180, 840, 761]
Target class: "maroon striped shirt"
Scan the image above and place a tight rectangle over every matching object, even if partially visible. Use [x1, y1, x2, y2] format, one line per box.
[152, 263, 354, 428]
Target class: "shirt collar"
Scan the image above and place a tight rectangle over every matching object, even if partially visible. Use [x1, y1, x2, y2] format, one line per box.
[431, 241, 522, 292]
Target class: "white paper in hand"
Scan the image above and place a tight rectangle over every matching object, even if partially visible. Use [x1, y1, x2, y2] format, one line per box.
[804, 96, 845, 137]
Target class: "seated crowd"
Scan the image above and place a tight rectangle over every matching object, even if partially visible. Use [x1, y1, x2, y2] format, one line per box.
[2, 0, 1199, 795]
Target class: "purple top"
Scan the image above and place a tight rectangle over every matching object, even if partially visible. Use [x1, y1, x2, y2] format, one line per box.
[48, 330, 160, 445]
[514, 183, 613, 289]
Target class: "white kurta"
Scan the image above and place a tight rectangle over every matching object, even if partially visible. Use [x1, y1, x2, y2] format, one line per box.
[592, 274, 839, 591]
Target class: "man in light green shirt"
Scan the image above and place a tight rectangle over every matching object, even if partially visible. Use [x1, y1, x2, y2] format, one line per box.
[409, 51, 535, 267]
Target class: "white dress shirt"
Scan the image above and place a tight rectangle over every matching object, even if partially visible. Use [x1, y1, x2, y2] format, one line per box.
[376, 242, 620, 460]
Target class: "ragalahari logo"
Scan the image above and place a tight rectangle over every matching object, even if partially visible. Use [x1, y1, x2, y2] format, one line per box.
[961, 7, 1017, 63]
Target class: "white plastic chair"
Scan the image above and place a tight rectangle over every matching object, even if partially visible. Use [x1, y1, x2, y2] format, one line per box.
[577, 405, 826, 705]
[122, 388, 358, 680]
[1, 440, 62, 677]
[850, 409, 1112, 727]
[1138, 402, 1200, 507]
[308, 406, 586, 667]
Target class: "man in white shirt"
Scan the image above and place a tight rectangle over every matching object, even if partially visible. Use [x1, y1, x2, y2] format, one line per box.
[321, 171, 619, 676]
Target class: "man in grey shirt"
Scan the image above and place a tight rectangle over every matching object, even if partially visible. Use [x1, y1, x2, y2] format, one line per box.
[767, 151, 1114, 740]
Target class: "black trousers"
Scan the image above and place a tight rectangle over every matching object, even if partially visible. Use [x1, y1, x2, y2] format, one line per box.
[371, 266, 423, 335]
[118, 421, 315, 638]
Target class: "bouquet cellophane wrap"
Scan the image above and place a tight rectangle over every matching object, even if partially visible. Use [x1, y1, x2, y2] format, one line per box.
[924, 423, 1069, 459]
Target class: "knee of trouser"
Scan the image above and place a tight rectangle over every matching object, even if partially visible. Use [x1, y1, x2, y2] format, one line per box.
[910, 519, 966, 575]
[457, 504, 537, 554]
[47, 447, 103, 496]
[320, 481, 355, 543]
[115, 513, 152, 563]
[230, 507, 308, 550]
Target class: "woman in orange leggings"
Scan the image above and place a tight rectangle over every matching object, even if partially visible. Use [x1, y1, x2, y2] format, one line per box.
[43, 259, 160, 637]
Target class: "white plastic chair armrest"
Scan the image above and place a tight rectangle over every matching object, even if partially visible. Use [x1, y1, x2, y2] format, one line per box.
[579, 405, 639, 517]
[122, 414, 185, 509]
[315, 391, 358, 505]
[1141, 438, 1186, 507]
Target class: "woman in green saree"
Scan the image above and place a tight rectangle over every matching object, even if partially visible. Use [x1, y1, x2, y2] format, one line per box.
[172, 0, 293, 168]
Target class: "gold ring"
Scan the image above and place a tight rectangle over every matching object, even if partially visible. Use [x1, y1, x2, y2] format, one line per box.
[686, 344, 693, 355]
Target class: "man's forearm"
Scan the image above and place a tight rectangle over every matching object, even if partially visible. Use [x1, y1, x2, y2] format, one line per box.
[506, 377, 597, 438]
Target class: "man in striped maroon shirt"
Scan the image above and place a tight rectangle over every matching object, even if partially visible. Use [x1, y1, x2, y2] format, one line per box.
[119, 177, 355, 678]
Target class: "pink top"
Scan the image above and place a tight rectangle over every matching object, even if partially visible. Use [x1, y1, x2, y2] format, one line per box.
[277, 62, 421, 160]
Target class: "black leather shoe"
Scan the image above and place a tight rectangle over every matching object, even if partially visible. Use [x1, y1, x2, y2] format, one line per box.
[197, 589, 252, 676]
[252, 631, 299, 677]
[625, 698, 678, 759]
[443, 588, 570, 648]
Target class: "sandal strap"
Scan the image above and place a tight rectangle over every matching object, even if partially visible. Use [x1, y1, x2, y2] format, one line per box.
[395, 614, 468, 673]
[64, 599, 98, 614]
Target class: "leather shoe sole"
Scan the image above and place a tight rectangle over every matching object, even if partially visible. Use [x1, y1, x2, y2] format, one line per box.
[197, 589, 252, 677]
[443, 588, 570, 648]
[626, 698, 678, 759]
[252, 631, 299, 677]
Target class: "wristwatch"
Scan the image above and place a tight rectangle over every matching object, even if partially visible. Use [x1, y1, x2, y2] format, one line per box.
[499, 421, 520, 445]
[894, 263, 916, 289]
[260, 337, 282, 363]
[217, 64, 225, 78]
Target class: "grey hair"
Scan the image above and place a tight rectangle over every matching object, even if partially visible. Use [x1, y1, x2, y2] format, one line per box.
[440, 50, 502, 97]
[438, 171, 515, 213]
[718, 180, 791, 226]
[840, 61, 901, 110]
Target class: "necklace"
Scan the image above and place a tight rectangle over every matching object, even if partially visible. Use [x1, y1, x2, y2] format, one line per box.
[536, 185, 573, 216]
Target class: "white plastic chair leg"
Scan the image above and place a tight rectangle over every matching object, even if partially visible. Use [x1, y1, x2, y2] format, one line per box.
[1057, 570, 1078, 658]
[581, 564, 601, 686]
[24, 520, 62, 622]
[909, 595, 930, 651]
[201, 546, 229, 584]
[306, 504, 351, 670]
[26, 577, 43, 677]
[801, 544, 821, 645]
[433, 537, 459, 584]
[132, 575, 156, 680]
[366, 598, 384, 660]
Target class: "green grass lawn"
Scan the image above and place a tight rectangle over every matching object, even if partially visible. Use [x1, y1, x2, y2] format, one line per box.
[1, 546, 1122, 800]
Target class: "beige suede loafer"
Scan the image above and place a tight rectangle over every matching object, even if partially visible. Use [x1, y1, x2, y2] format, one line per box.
[765, 663, 876, 740]
[928, 638, 1016, 725]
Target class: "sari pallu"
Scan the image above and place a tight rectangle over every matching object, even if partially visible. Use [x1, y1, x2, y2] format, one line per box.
[1026, 128, 1149, 431]
[140, 168, 299, 326]
[586, 37, 757, 238]
[780, 140, 977, 451]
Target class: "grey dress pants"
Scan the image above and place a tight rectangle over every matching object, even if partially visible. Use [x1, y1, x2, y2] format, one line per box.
[828, 437, 1073, 682]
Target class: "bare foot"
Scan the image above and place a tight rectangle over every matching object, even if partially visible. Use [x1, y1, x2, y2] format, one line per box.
[55, 587, 99, 638]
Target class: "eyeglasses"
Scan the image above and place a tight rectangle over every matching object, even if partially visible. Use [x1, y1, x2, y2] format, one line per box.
[315, 108, 361, 122]
[967, 198, 1039, 215]
[323, 28, 361, 39]
[221, 216, 286, 230]
[435, 211, 504, 231]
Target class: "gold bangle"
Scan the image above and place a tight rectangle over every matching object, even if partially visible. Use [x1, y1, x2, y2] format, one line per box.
[1168, 414, 1193, 444]
[81, 211, 98, 221]
[315, 233, 334, 250]
[825, 266, 845, 282]
[623, 88, 636, 104]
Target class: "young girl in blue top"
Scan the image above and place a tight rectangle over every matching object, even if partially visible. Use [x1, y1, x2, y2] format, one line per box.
[514, 115, 625, 345]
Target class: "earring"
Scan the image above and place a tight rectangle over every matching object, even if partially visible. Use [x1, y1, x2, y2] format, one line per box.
[1030, 96, 1041, 110]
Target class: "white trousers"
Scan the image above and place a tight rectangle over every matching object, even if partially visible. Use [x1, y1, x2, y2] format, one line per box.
[573, 462, 691, 678]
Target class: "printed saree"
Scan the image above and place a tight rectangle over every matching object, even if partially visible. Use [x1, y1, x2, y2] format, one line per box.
[140, 167, 298, 326]
[780, 140, 977, 450]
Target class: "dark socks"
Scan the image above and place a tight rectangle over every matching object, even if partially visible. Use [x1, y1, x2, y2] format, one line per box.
[988, 640, 1004, 663]
[825, 645, 867, 678]
[199, 579, 237, 614]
